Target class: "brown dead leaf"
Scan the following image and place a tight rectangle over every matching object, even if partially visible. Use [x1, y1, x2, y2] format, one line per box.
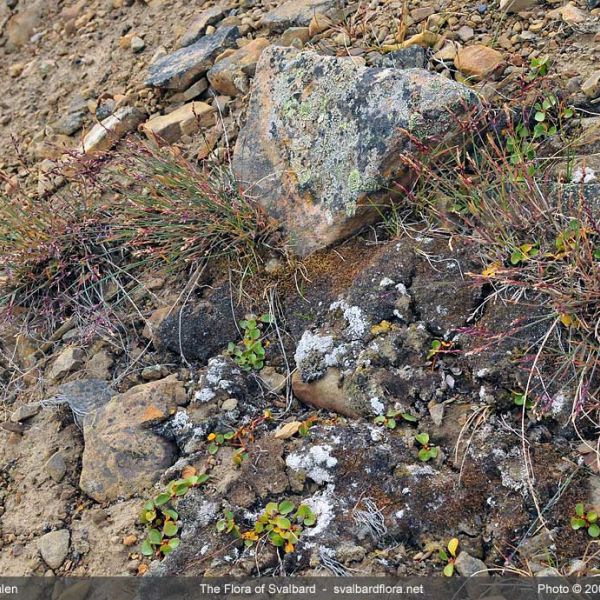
[274, 421, 302, 440]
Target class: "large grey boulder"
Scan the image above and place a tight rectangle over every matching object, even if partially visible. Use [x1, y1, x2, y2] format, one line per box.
[146, 26, 240, 91]
[233, 47, 479, 256]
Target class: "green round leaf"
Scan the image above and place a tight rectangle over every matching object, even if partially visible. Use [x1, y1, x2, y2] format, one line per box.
[588, 524, 600, 538]
[163, 508, 178, 521]
[415, 433, 429, 446]
[278, 500, 295, 515]
[148, 528, 162, 545]
[576, 503, 585, 517]
[588, 511, 598, 523]
[418, 448, 431, 462]
[154, 493, 171, 506]
[269, 532, 285, 547]
[443, 563, 455, 577]
[163, 521, 178, 537]
[274, 516, 291, 530]
[140, 539, 154, 556]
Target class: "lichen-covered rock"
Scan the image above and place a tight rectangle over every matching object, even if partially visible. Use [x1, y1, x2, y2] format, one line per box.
[233, 46, 478, 256]
[291, 237, 481, 418]
[146, 26, 240, 91]
[79, 375, 184, 502]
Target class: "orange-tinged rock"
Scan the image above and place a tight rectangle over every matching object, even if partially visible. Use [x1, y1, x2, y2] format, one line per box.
[454, 45, 505, 81]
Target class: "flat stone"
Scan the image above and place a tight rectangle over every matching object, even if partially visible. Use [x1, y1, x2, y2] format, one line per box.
[454, 45, 504, 81]
[582, 71, 600, 99]
[79, 375, 183, 502]
[232, 46, 478, 256]
[292, 367, 356, 417]
[38, 530, 70, 570]
[179, 5, 227, 48]
[433, 41, 458, 62]
[49, 347, 84, 382]
[499, 0, 538, 12]
[455, 551, 489, 577]
[45, 451, 67, 483]
[207, 37, 270, 96]
[411, 6, 435, 21]
[221, 397, 238, 411]
[82, 106, 145, 154]
[170, 78, 209, 103]
[457, 25, 474, 42]
[261, 0, 341, 32]
[372, 46, 427, 69]
[146, 25, 240, 91]
[279, 27, 311, 46]
[140, 102, 214, 142]
[10, 402, 41, 423]
[548, 2, 588, 23]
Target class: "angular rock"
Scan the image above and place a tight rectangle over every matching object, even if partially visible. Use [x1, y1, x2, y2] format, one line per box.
[454, 45, 504, 81]
[279, 27, 311, 46]
[38, 529, 70, 570]
[179, 5, 227, 48]
[207, 38, 270, 96]
[455, 551, 488, 577]
[499, 0, 538, 12]
[582, 71, 600, 99]
[141, 102, 214, 143]
[146, 26, 240, 91]
[233, 47, 478, 256]
[260, 0, 342, 33]
[82, 106, 145, 155]
[45, 451, 67, 483]
[79, 375, 184, 502]
[49, 347, 84, 382]
[10, 402, 40, 423]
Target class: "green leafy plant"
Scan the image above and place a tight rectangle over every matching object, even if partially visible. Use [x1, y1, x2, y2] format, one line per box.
[526, 55, 551, 81]
[512, 391, 534, 410]
[140, 474, 209, 557]
[532, 94, 574, 141]
[217, 501, 317, 554]
[506, 121, 536, 168]
[374, 409, 417, 429]
[207, 431, 236, 455]
[415, 433, 438, 462]
[510, 242, 539, 265]
[216, 509, 242, 538]
[571, 503, 600, 538]
[426, 339, 453, 361]
[227, 313, 272, 371]
[439, 538, 459, 577]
